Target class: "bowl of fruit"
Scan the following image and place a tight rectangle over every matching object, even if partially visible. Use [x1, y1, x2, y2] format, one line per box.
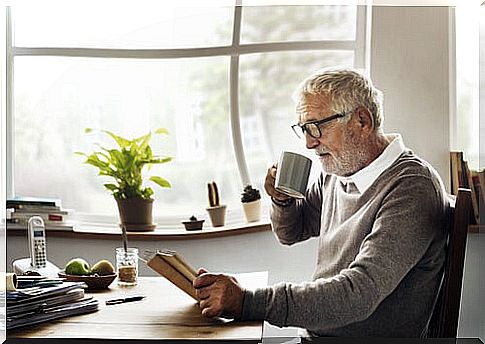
[59, 258, 117, 290]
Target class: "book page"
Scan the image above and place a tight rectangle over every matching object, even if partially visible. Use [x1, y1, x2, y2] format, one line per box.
[158, 250, 197, 283]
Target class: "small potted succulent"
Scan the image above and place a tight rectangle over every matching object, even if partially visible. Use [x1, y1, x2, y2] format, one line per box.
[182, 215, 205, 231]
[241, 185, 261, 223]
[76, 128, 172, 231]
[206, 181, 226, 227]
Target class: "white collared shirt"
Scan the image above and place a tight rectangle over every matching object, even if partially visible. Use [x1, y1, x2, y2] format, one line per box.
[337, 134, 406, 194]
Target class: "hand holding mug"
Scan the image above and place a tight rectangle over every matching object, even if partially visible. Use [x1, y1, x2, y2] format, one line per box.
[264, 164, 292, 201]
[274, 151, 312, 199]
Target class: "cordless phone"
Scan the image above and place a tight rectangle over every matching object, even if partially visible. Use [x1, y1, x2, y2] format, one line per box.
[27, 216, 47, 268]
[13, 216, 60, 277]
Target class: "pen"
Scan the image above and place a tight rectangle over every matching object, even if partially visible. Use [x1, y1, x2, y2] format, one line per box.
[105, 295, 146, 305]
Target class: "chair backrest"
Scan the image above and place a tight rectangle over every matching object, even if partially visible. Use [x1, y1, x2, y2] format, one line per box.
[427, 188, 472, 338]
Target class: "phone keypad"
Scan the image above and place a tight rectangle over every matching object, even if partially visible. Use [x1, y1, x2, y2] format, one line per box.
[33, 239, 47, 268]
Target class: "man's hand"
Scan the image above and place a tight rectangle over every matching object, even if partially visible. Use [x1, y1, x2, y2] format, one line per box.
[193, 268, 245, 319]
[264, 164, 292, 201]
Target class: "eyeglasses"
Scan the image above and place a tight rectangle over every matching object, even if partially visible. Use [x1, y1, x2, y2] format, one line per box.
[291, 109, 355, 139]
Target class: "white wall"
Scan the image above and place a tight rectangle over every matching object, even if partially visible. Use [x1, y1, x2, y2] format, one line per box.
[6, 231, 319, 285]
[1, 6, 6, 343]
[371, 6, 483, 340]
[479, 5, 485, 341]
[371, 6, 451, 190]
[480, 5, 485, 169]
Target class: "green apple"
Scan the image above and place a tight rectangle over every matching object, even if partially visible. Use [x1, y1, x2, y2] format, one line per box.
[91, 259, 115, 276]
[65, 258, 91, 276]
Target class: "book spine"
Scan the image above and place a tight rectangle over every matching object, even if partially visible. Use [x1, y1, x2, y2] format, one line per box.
[7, 200, 58, 207]
[10, 206, 66, 214]
[9, 204, 62, 212]
[7, 219, 74, 230]
[478, 170, 485, 225]
[479, 170, 485, 205]
[158, 253, 197, 283]
[147, 255, 198, 301]
[10, 213, 66, 222]
[450, 152, 460, 195]
[464, 161, 479, 224]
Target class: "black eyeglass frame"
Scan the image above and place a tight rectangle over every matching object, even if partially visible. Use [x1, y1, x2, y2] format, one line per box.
[291, 109, 356, 139]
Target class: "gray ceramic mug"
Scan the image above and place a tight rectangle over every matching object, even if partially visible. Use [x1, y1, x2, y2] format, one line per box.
[275, 151, 312, 199]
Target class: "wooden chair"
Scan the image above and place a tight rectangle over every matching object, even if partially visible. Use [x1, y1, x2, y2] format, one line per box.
[427, 188, 472, 338]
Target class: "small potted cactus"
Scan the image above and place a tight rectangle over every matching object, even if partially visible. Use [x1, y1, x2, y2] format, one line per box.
[241, 185, 261, 222]
[206, 181, 227, 227]
[182, 215, 205, 231]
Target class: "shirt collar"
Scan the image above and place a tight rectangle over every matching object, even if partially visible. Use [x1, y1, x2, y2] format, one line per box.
[337, 134, 406, 194]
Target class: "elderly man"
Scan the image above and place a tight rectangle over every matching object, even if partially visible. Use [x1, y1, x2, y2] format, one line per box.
[194, 68, 448, 337]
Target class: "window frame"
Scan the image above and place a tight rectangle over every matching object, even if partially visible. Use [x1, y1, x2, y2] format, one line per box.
[5, 4, 370, 223]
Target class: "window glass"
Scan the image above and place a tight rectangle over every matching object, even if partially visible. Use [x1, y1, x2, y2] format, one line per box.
[12, 5, 233, 49]
[10, 4, 365, 223]
[241, 5, 357, 43]
[239, 51, 354, 194]
[13, 56, 240, 217]
[455, 4, 480, 169]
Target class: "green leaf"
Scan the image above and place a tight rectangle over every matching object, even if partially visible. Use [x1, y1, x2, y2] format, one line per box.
[74, 151, 87, 156]
[97, 150, 112, 163]
[136, 132, 151, 149]
[108, 149, 125, 168]
[85, 154, 109, 170]
[103, 183, 118, 191]
[84, 128, 93, 133]
[155, 128, 169, 135]
[144, 145, 153, 160]
[103, 130, 132, 149]
[129, 141, 142, 158]
[150, 176, 171, 188]
[142, 187, 154, 198]
[149, 157, 172, 164]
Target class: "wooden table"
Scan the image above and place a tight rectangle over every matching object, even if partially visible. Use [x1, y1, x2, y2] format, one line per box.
[7, 272, 268, 341]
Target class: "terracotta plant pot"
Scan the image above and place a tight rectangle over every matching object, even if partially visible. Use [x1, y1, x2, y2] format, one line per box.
[242, 199, 261, 223]
[116, 197, 156, 231]
[206, 205, 227, 227]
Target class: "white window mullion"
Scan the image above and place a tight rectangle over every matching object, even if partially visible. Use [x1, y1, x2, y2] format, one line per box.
[449, 6, 457, 150]
[6, 7, 14, 199]
[12, 46, 236, 59]
[230, 6, 251, 187]
[13, 40, 355, 59]
[354, 3, 372, 71]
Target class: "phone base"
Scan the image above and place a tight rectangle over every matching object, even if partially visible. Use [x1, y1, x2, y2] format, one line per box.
[13, 258, 60, 278]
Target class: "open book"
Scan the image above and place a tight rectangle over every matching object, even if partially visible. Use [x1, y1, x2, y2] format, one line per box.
[142, 250, 199, 301]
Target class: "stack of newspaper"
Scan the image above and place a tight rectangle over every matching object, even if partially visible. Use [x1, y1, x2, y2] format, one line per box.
[6, 277, 98, 330]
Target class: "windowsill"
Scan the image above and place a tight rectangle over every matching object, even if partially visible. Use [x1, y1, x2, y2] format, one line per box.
[6, 221, 273, 240]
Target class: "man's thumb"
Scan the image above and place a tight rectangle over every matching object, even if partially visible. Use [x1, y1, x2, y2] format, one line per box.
[197, 267, 209, 276]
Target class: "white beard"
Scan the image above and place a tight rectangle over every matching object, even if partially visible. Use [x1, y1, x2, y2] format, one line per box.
[319, 128, 369, 177]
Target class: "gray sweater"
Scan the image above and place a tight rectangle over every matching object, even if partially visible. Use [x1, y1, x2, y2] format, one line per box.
[241, 150, 449, 337]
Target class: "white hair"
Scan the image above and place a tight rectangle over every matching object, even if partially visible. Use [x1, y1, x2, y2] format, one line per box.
[293, 68, 384, 128]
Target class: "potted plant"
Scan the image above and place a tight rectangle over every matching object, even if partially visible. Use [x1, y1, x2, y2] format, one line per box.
[182, 215, 205, 231]
[76, 128, 172, 231]
[206, 181, 226, 227]
[241, 185, 261, 223]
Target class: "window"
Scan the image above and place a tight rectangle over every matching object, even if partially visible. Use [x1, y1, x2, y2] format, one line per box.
[7, 3, 369, 224]
[454, 3, 480, 169]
